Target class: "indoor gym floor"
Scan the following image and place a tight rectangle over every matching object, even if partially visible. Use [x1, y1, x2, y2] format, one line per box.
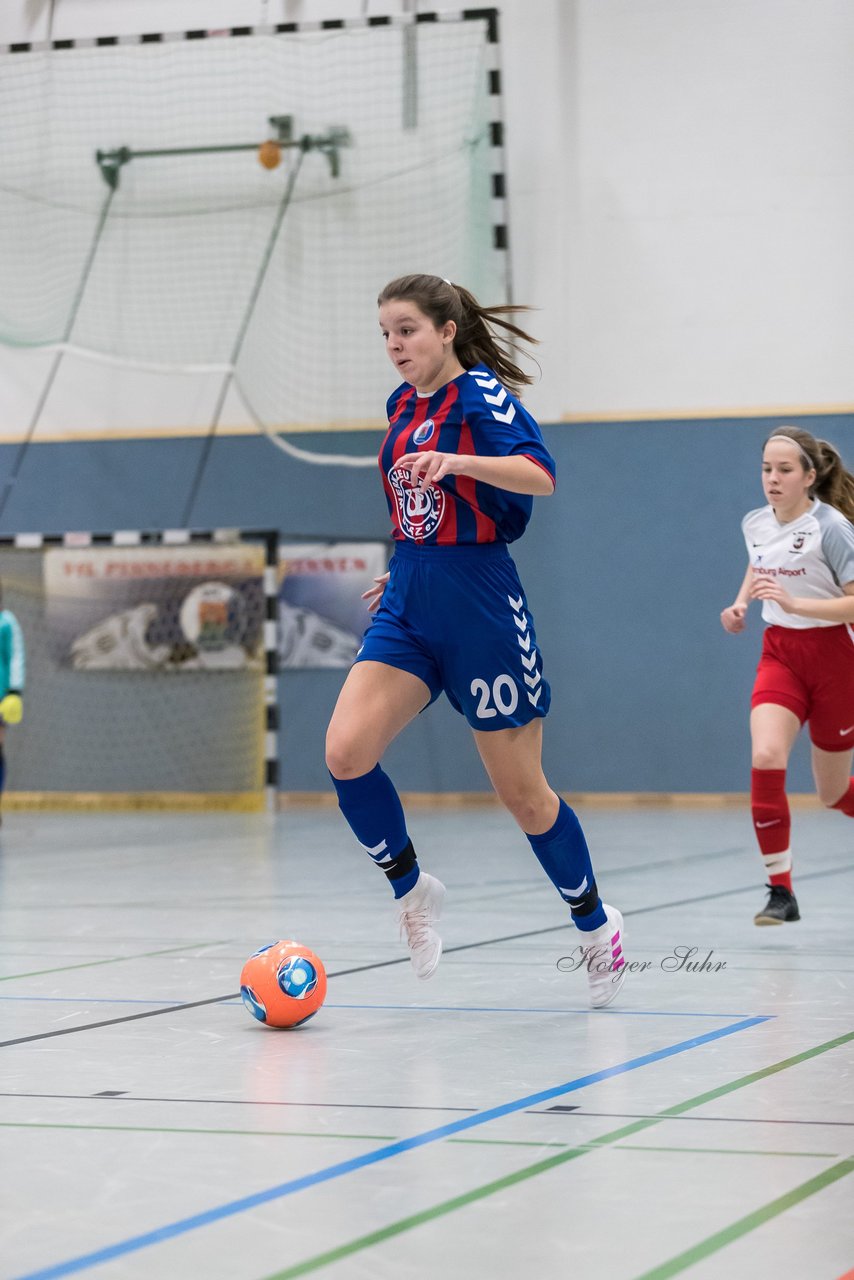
[1, 803, 852, 1280]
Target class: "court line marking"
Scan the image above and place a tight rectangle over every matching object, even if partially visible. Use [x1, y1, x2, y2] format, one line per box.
[0, 940, 230, 983]
[9, 863, 852, 1046]
[0, 995, 763, 1017]
[0, 1122, 838, 1160]
[9, 1015, 767, 1280]
[0, 1122, 398, 1142]
[320, 1003, 761, 1018]
[0, 1092, 479, 1114]
[630, 1158, 854, 1279]
[548, 1110, 854, 1129]
[0, 996, 184, 1006]
[250, 1029, 854, 1280]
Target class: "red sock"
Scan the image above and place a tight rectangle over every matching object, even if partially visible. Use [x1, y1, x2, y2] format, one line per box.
[831, 778, 854, 817]
[751, 768, 792, 890]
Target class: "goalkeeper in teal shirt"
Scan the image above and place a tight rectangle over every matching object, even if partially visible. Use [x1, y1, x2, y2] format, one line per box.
[0, 579, 25, 817]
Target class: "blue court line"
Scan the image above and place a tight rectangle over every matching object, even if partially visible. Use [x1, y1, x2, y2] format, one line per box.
[0, 995, 767, 1019]
[319, 1003, 766, 1019]
[12, 1014, 769, 1280]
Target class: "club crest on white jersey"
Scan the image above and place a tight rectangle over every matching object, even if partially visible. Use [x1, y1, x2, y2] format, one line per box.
[388, 464, 445, 539]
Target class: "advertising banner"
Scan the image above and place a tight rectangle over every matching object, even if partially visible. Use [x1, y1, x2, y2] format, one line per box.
[278, 542, 388, 669]
[45, 544, 266, 671]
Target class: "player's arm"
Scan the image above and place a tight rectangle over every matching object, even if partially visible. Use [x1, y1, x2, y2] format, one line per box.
[749, 577, 854, 622]
[8, 611, 25, 691]
[721, 564, 753, 633]
[0, 612, 25, 722]
[397, 451, 555, 496]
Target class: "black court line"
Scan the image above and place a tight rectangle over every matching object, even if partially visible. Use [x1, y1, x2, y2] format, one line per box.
[0, 840, 749, 914]
[2, 863, 851, 1049]
[0, 1091, 478, 1112]
[6, 1099, 852, 1125]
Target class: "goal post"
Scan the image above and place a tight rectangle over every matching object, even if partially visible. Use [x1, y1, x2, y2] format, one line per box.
[0, 528, 279, 811]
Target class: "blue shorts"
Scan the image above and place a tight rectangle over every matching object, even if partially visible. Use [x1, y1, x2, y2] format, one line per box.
[355, 541, 551, 731]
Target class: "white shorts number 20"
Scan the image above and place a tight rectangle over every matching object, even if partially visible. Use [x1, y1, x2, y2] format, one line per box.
[470, 675, 520, 720]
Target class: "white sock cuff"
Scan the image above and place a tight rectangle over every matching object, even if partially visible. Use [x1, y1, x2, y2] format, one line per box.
[761, 848, 792, 874]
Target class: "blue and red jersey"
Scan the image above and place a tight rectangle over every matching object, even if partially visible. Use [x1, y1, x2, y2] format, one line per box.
[379, 363, 556, 545]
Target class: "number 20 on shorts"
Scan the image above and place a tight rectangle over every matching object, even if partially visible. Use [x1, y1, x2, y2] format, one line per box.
[470, 675, 519, 719]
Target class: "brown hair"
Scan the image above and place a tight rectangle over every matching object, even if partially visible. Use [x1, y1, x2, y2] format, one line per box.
[377, 274, 538, 397]
[764, 425, 854, 521]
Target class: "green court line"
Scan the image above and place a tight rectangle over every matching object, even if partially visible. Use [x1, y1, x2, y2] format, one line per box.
[609, 1143, 838, 1159]
[0, 1122, 835, 1160]
[631, 1158, 854, 1279]
[0, 1122, 396, 1142]
[259, 1028, 854, 1280]
[264, 1147, 593, 1279]
[454, 1138, 839, 1158]
[0, 941, 230, 982]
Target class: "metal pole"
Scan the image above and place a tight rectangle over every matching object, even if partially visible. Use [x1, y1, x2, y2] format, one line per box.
[0, 184, 117, 523]
[181, 144, 308, 527]
[402, 0, 418, 131]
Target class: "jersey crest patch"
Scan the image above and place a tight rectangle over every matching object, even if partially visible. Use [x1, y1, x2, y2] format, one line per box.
[412, 418, 435, 446]
[388, 465, 445, 540]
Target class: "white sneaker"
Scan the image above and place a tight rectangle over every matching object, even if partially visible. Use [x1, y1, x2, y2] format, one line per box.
[580, 905, 626, 1009]
[397, 873, 445, 980]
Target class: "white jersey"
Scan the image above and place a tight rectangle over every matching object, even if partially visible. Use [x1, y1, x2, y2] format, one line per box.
[742, 498, 854, 629]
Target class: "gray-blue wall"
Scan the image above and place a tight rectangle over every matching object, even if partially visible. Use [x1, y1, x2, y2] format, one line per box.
[3, 412, 852, 793]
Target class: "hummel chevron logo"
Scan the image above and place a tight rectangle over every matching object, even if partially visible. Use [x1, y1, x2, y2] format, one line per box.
[508, 594, 540, 708]
[467, 372, 516, 421]
[559, 877, 588, 898]
[361, 839, 392, 863]
[468, 371, 498, 388]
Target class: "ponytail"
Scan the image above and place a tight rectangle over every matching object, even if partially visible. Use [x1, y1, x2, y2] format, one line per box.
[378, 274, 538, 397]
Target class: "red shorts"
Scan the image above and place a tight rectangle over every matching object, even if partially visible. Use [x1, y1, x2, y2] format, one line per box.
[752, 624, 854, 752]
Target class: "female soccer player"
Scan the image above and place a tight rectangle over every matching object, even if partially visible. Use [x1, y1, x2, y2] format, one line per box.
[721, 426, 854, 923]
[325, 274, 625, 1008]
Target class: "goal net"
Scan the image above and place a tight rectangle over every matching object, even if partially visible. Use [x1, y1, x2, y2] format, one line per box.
[0, 14, 507, 464]
[0, 530, 278, 810]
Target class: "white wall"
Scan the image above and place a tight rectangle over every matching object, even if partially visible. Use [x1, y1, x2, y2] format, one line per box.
[2, 0, 852, 428]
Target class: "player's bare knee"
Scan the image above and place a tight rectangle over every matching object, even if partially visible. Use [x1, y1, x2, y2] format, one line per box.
[324, 731, 369, 780]
[495, 789, 548, 833]
[751, 748, 786, 771]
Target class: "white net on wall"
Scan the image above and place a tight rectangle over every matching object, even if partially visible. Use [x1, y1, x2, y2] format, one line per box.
[0, 19, 504, 447]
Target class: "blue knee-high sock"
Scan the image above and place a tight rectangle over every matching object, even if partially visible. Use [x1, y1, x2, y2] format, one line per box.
[330, 764, 420, 898]
[526, 798, 607, 931]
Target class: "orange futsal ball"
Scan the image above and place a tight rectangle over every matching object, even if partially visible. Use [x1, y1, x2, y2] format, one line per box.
[240, 940, 327, 1029]
[257, 139, 282, 170]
